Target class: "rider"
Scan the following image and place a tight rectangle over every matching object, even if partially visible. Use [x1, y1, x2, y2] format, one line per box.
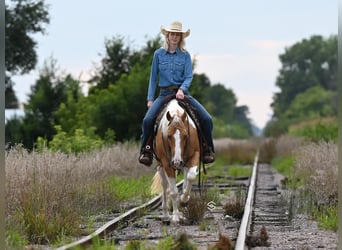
[138, 21, 215, 166]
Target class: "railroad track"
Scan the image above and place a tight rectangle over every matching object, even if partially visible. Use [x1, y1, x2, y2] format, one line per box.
[57, 152, 291, 250]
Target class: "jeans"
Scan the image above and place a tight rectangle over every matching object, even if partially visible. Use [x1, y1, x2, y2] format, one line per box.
[140, 89, 215, 151]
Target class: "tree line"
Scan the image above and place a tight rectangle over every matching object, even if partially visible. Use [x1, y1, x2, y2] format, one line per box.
[5, 1, 253, 150]
[265, 34, 337, 136]
[5, 0, 337, 151]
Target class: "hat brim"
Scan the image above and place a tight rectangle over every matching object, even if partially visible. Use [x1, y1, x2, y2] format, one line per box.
[161, 27, 190, 38]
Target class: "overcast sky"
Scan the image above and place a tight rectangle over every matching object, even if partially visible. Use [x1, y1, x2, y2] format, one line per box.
[10, 0, 337, 129]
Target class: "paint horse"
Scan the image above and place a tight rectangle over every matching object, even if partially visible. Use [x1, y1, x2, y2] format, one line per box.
[151, 97, 200, 223]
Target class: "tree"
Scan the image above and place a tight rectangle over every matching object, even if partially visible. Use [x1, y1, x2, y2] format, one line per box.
[283, 85, 335, 123]
[190, 73, 211, 103]
[205, 84, 236, 123]
[9, 58, 68, 149]
[5, 0, 50, 108]
[271, 35, 337, 117]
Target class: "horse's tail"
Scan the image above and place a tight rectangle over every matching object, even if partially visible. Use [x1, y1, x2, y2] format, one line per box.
[151, 170, 163, 195]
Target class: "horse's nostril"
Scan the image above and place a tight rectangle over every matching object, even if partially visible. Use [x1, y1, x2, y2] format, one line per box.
[172, 159, 182, 167]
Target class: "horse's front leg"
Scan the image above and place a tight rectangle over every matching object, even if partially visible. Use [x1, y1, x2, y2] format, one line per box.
[158, 167, 170, 221]
[180, 154, 200, 204]
[167, 174, 182, 223]
[180, 166, 198, 204]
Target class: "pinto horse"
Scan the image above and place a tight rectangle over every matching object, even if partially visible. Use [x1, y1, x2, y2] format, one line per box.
[151, 97, 200, 223]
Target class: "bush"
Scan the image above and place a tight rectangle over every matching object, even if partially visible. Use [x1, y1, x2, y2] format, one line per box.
[36, 125, 105, 154]
[289, 117, 337, 143]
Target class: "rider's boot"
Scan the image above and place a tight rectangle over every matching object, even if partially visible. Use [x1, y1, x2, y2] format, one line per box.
[203, 146, 215, 164]
[139, 145, 153, 166]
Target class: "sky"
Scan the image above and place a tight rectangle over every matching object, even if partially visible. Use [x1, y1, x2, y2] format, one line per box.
[9, 0, 337, 129]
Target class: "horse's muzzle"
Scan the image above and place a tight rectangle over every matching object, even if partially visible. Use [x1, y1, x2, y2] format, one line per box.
[171, 159, 184, 170]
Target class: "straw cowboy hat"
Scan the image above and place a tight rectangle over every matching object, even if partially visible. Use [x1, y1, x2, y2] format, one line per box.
[161, 21, 190, 38]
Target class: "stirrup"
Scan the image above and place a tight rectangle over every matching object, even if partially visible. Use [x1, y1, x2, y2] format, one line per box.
[202, 147, 215, 164]
[139, 145, 153, 166]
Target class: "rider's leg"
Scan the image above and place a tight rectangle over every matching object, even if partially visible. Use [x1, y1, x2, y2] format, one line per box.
[186, 96, 215, 163]
[139, 96, 165, 166]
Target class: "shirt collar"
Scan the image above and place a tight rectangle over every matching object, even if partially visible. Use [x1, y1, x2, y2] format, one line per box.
[162, 47, 181, 55]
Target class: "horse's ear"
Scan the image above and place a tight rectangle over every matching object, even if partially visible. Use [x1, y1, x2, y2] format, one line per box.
[166, 111, 172, 121]
[181, 111, 187, 121]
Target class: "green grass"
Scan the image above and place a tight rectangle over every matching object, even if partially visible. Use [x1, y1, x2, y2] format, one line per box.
[107, 175, 154, 203]
[271, 156, 295, 177]
[227, 165, 252, 178]
[313, 205, 338, 231]
[271, 156, 301, 188]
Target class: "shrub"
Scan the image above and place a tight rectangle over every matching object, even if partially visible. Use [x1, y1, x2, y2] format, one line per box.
[289, 117, 337, 143]
[36, 125, 105, 154]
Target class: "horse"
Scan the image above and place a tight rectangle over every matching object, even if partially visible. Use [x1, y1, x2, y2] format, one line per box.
[150, 97, 200, 224]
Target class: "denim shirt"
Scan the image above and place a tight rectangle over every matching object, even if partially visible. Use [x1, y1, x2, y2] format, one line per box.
[147, 47, 193, 101]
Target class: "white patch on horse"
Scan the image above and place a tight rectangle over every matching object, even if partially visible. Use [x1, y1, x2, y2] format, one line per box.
[187, 166, 198, 181]
[173, 129, 182, 162]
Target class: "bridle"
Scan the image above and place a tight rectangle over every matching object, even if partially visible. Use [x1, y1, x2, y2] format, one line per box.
[161, 111, 191, 170]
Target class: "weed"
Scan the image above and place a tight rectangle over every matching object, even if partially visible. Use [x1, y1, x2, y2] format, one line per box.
[172, 232, 196, 250]
[313, 205, 338, 231]
[180, 192, 208, 225]
[208, 233, 233, 250]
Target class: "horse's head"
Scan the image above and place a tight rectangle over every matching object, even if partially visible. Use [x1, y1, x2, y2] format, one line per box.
[166, 110, 188, 169]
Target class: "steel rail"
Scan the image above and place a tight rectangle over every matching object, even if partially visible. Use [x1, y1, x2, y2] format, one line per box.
[56, 180, 184, 250]
[235, 150, 259, 250]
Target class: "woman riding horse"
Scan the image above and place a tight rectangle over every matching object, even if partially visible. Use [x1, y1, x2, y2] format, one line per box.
[139, 21, 215, 166]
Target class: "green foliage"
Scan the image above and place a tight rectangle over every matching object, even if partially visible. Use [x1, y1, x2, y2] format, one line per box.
[204, 84, 236, 123]
[54, 76, 89, 133]
[6, 34, 254, 149]
[227, 166, 252, 178]
[47, 125, 104, 154]
[6, 225, 28, 249]
[5, 116, 24, 145]
[213, 117, 251, 139]
[90, 36, 131, 90]
[5, 0, 50, 108]
[107, 175, 152, 202]
[11, 179, 81, 245]
[289, 118, 337, 143]
[271, 156, 295, 179]
[155, 236, 175, 250]
[89, 236, 116, 250]
[6, 58, 69, 149]
[268, 34, 337, 136]
[272, 35, 337, 116]
[284, 86, 335, 123]
[313, 205, 338, 231]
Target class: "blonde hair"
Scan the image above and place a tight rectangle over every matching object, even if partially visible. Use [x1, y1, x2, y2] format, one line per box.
[163, 32, 187, 51]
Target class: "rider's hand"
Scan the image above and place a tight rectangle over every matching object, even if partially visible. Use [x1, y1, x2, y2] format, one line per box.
[176, 89, 184, 99]
[147, 100, 153, 108]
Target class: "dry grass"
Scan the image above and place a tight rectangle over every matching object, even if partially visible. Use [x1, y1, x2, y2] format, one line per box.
[274, 135, 303, 158]
[294, 141, 338, 205]
[5, 142, 154, 244]
[214, 138, 258, 164]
